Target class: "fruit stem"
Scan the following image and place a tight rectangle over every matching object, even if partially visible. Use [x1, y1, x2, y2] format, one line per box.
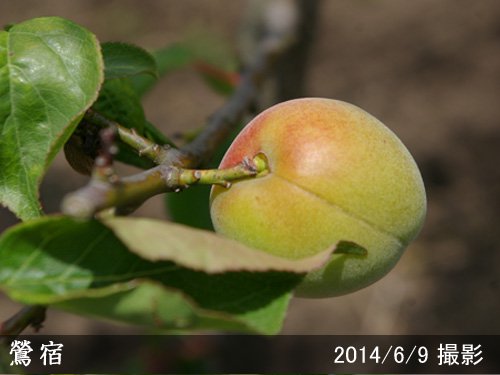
[179, 153, 270, 188]
[62, 0, 304, 219]
[62, 154, 271, 218]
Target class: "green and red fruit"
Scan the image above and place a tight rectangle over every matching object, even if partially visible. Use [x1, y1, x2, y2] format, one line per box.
[210, 98, 426, 298]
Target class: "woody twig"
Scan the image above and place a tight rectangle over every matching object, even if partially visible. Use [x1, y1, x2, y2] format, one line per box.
[62, 0, 306, 219]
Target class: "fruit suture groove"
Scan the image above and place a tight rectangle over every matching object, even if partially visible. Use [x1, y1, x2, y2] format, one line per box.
[271, 173, 405, 248]
[210, 98, 426, 297]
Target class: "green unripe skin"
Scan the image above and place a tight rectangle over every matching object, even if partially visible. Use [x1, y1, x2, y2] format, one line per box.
[210, 98, 426, 298]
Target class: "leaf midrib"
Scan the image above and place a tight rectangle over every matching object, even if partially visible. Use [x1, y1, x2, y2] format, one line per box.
[5, 30, 37, 214]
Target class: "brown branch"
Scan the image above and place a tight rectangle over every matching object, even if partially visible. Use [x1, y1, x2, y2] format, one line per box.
[180, 1, 309, 166]
[63, 164, 181, 218]
[62, 0, 303, 218]
[62, 155, 267, 218]
[179, 44, 284, 167]
[0, 306, 46, 338]
[4, 0, 313, 339]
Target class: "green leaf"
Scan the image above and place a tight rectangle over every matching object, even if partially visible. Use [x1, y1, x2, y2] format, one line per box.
[166, 185, 214, 230]
[104, 217, 333, 273]
[195, 61, 239, 96]
[0, 17, 103, 220]
[131, 33, 239, 98]
[92, 79, 176, 167]
[130, 43, 194, 97]
[54, 280, 289, 333]
[102, 42, 157, 80]
[165, 123, 244, 229]
[185, 32, 239, 96]
[93, 78, 145, 133]
[183, 31, 238, 72]
[0, 216, 302, 333]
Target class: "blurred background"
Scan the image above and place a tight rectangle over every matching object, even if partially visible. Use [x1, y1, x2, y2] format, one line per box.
[0, 0, 499, 335]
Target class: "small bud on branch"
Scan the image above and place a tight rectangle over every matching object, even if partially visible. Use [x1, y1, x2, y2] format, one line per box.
[62, 155, 270, 219]
[0, 305, 46, 339]
[62, 0, 303, 218]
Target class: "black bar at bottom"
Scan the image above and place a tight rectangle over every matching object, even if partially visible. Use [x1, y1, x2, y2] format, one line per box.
[1, 335, 499, 373]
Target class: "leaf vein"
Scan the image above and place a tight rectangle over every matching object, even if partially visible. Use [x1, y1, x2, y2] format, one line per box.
[12, 265, 179, 287]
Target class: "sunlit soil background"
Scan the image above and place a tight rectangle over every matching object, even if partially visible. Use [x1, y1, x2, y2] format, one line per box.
[0, 0, 499, 335]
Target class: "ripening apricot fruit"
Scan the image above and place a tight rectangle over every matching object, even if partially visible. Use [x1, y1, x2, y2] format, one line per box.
[209, 98, 426, 298]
